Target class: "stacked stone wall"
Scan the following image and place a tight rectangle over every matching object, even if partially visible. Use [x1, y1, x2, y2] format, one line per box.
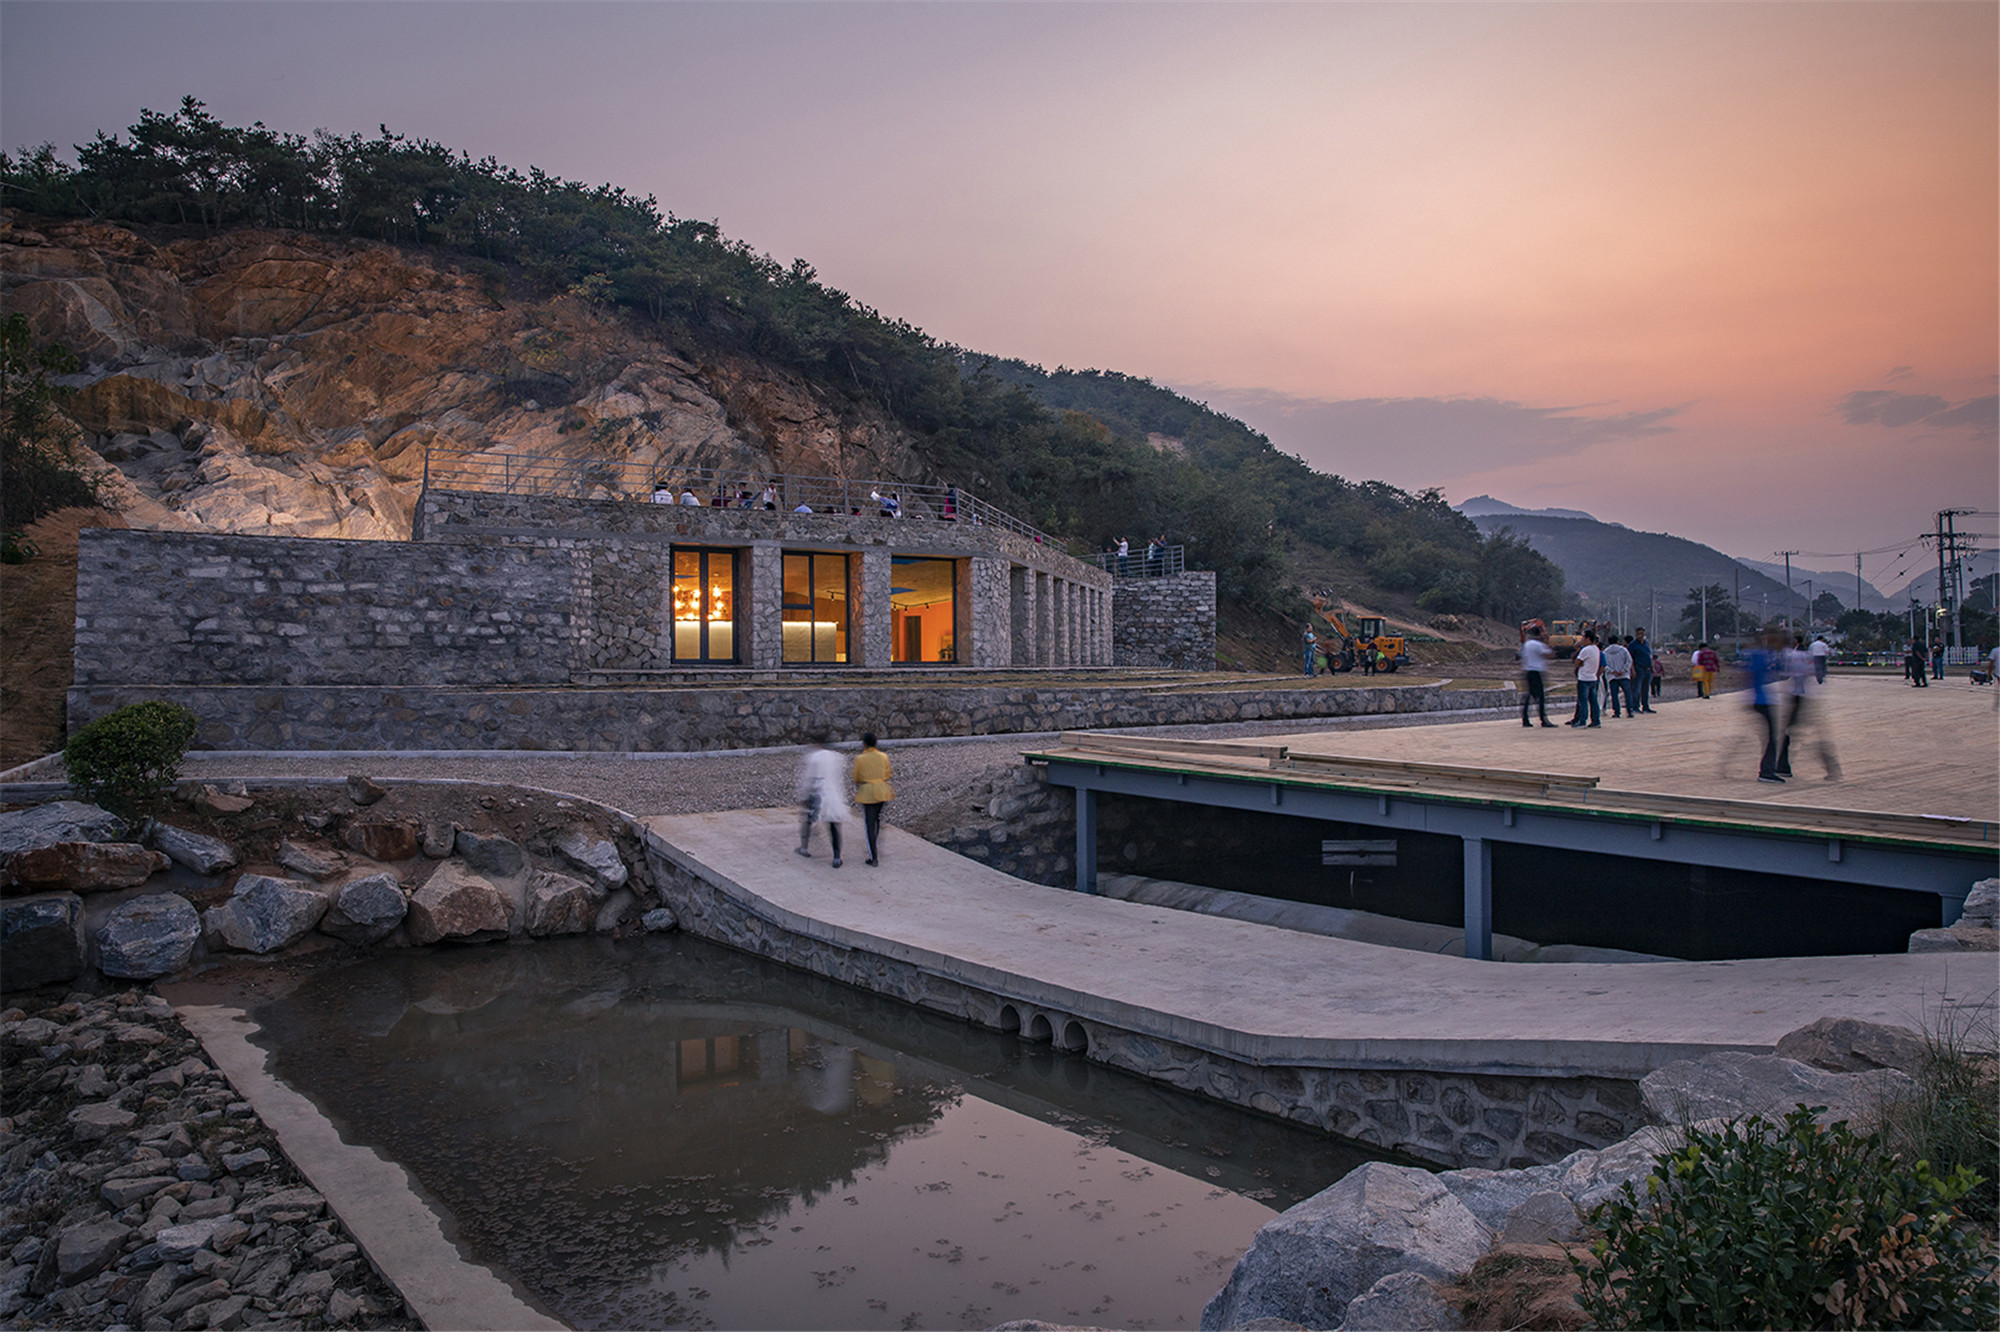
[580, 545, 670, 671]
[73, 530, 573, 689]
[1114, 573, 1217, 670]
[66, 681, 1516, 752]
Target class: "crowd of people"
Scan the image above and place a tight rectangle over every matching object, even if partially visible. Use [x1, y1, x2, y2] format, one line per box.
[1518, 625, 1664, 727]
[645, 478, 965, 523]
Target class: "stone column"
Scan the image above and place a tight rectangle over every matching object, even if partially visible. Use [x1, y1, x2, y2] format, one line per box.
[970, 556, 1010, 667]
[745, 544, 783, 670]
[1035, 572, 1053, 666]
[1011, 566, 1036, 667]
[1053, 579, 1069, 667]
[853, 548, 892, 667]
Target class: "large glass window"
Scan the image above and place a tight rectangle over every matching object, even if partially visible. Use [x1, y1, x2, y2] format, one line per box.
[782, 553, 849, 664]
[672, 549, 736, 663]
[889, 557, 957, 663]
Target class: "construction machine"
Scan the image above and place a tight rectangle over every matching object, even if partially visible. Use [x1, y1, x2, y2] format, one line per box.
[1519, 617, 1598, 658]
[1309, 594, 1410, 673]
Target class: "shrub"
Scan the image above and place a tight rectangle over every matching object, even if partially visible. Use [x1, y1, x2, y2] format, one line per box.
[1573, 1105, 1996, 1330]
[62, 701, 199, 811]
[1879, 1003, 2000, 1229]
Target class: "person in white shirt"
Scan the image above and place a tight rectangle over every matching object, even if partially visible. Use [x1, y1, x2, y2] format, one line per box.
[1602, 637, 1633, 717]
[1520, 626, 1556, 727]
[679, 488, 700, 506]
[795, 736, 852, 867]
[1569, 631, 1603, 727]
[1809, 635, 1831, 684]
[650, 481, 673, 504]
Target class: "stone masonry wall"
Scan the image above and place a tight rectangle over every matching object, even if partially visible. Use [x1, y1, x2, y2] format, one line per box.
[66, 680, 1516, 752]
[1114, 573, 1217, 670]
[72, 529, 574, 689]
[642, 832, 1645, 1170]
[581, 544, 670, 671]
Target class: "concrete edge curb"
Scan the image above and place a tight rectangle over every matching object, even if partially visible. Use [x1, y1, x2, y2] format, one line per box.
[172, 1003, 568, 1332]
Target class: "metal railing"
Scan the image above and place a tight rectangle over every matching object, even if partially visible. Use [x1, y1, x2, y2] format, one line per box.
[1083, 545, 1185, 579]
[421, 445, 1064, 548]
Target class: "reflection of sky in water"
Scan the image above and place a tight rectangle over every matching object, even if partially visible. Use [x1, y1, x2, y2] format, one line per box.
[253, 936, 1379, 1331]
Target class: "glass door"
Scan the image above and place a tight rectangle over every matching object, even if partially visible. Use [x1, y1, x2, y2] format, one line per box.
[889, 557, 957, 663]
[672, 549, 736, 663]
[782, 553, 849, 664]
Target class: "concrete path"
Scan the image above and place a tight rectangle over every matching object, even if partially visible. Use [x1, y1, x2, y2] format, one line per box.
[644, 808, 1995, 1082]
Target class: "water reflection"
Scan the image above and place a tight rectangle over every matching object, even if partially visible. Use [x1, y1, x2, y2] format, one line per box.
[253, 936, 1382, 1330]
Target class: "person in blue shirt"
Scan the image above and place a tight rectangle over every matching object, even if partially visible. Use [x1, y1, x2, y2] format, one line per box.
[1745, 634, 1788, 782]
[1629, 631, 1656, 713]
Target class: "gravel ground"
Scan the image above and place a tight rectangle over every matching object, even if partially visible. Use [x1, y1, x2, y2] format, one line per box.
[167, 707, 1521, 838]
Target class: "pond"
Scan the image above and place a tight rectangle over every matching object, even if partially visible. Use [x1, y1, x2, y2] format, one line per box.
[249, 935, 1385, 1330]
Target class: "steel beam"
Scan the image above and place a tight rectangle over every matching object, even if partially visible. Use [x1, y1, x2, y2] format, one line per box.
[1463, 836, 1493, 960]
[1075, 786, 1098, 894]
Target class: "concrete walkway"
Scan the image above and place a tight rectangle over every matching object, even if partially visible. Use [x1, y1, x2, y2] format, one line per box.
[643, 808, 1995, 1082]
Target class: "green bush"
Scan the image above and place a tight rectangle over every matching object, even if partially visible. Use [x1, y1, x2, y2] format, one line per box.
[1574, 1105, 1996, 1330]
[1879, 1008, 2000, 1229]
[62, 701, 200, 811]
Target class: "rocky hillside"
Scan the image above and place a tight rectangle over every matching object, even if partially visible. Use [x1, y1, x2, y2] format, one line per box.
[3, 214, 929, 542]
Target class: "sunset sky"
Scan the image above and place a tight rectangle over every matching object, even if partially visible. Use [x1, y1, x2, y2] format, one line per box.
[3, 1, 1994, 573]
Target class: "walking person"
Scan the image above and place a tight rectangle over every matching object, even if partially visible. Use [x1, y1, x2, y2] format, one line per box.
[1602, 635, 1633, 717]
[1809, 634, 1830, 684]
[1692, 642, 1719, 698]
[1520, 625, 1556, 727]
[1779, 637, 1840, 780]
[795, 735, 851, 866]
[1745, 634, 1788, 782]
[1569, 631, 1603, 727]
[851, 733, 895, 866]
[1905, 642, 1928, 687]
[1302, 625, 1320, 676]
[1630, 630, 1656, 712]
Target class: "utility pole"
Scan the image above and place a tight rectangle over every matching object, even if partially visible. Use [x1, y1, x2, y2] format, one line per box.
[1733, 566, 1742, 654]
[1700, 585, 1708, 643]
[1855, 554, 1863, 620]
[1937, 509, 1975, 662]
[1776, 550, 1799, 634]
[1649, 587, 1657, 643]
[1804, 579, 1813, 632]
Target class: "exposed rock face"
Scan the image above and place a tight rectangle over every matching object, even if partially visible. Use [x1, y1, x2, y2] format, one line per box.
[201, 875, 330, 954]
[1960, 877, 1998, 928]
[0, 893, 88, 990]
[1338, 1270, 1464, 1331]
[144, 822, 239, 876]
[3, 841, 167, 894]
[94, 894, 202, 979]
[4, 219, 929, 545]
[318, 873, 408, 946]
[1201, 1162, 1491, 1331]
[0, 802, 127, 856]
[404, 861, 511, 945]
[523, 870, 605, 937]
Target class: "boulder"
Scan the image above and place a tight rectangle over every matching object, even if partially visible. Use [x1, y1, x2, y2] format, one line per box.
[1201, 1163, 1491, 1331]
[154, 1217, 229, 1261]
[145, 821, 239, 875]
[1639, 1051, 1911, 1130]
[0, 801, 126, 856]
[276, 839, 345, 881]
[343, 819, 420, 862]
[1, 892, 87, 991]
[553, 828, 629, 890]
[1552, 1124, 1693, 1215]
[1337, 1270, 1464, 1331]
[96, 892, 202, 978]
[4, 840, 168, 893]
[68, 1101, 138, 1141]
[1959, 877, 1997, 928]
[189, 784, 254, 816]
[524, 870, 606, 937]
[453, 829, 525, 877]
[344, 774, 387, 806]
[406, 861, 512, 945]
[1498, 1190, 1584, 1245]
[641, 907, 678, 933]
[420, 820, 456, 858]
[51, 1219, 130, 1287]
[319, 873, 408, 945]
[1774, 1016, 1928, 1075]
[1436, 1164, 1563, 1232]
[1908, 925, 1999, 952]
[202, 874, 329, 954]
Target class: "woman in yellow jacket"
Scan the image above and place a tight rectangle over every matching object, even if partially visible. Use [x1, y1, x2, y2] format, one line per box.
[851, 732, 895, 866]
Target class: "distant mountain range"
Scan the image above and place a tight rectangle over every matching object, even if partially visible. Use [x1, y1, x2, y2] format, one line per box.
[1458, 501, 1810, 629]
[1456, 495, 1606, 525]
[1733, 557, 1897, 613]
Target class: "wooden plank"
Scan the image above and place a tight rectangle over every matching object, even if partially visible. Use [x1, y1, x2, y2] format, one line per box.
[1057, 731, 1290, 763]
[1285, 750, 1600, 791]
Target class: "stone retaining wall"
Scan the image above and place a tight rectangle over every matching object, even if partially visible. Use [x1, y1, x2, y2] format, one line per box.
[73, 530, 574, 688]
[65, 680, 1516, 753]
[1113, 572, 1217, 670]
[642, 832, 1644, 1170]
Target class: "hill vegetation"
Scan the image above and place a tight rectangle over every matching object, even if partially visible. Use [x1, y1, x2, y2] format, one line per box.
[3, 98, 1564, 622]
